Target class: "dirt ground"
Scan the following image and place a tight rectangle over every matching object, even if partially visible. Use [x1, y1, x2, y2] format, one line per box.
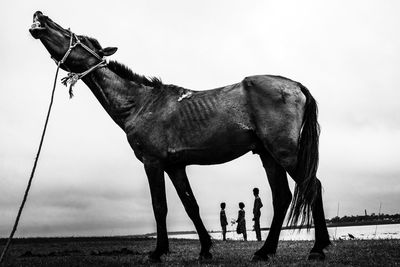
[1, 237, 399, 266]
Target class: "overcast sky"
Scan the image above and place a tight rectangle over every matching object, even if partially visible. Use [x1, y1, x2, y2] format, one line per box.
[1, 1, 399, 238]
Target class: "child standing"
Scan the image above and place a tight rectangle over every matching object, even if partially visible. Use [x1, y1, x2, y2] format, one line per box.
[236, 202, 247, 241]
[252, 187, 263, 241]
[220, 202, 228, 241]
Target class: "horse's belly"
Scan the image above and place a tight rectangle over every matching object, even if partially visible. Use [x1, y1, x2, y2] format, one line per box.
[166, 128, 261, 165]
[183, 144, 254, 165]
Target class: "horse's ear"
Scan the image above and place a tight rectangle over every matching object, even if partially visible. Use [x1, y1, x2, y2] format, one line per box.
[100, 47, 118, 56]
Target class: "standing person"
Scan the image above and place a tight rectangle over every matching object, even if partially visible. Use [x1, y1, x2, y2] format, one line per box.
[236, 202, 247, 241]
[220, 202, 228, 241]
[253, 187, 263, 241]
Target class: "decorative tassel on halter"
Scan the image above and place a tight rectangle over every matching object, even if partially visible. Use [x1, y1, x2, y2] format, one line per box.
[61, 73, 79, 98]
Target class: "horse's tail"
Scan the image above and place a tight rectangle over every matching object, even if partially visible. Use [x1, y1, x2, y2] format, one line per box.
[287, 83, 321, 229]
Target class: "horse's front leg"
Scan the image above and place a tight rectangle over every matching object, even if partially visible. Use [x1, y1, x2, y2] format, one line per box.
[144, 159, 169, 261]
[166, 166, 212, 260]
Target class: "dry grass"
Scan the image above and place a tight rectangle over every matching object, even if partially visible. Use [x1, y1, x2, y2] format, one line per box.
[1, 237, 400, 266]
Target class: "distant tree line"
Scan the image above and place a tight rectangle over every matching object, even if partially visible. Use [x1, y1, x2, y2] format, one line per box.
[326, 213, 400, 224]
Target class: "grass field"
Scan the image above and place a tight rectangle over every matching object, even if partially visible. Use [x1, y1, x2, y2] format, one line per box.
[1, 237, 399, 266]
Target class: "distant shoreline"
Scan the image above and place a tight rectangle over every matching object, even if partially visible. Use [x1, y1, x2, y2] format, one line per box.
[174, 220, 400, 236]
[273, 219, 400, 231]
[160, 220, 400, 236]
[324, 219, 400, 229]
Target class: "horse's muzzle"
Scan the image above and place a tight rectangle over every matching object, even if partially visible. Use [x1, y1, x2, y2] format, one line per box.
[29, 11, 46, 39]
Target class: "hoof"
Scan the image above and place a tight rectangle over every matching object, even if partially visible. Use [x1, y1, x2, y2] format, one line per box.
[148, 255, 162, 263]
[148, 249, 168, 262]
[199, 251, 212, 260]
[308, 251, 325, 261]
[251, 254, 269, 262]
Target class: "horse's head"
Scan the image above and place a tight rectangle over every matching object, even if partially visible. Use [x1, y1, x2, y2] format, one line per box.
[29, 11, 117, 73]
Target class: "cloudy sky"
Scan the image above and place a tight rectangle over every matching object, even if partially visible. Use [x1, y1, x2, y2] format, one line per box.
[1, 1, 399, 238]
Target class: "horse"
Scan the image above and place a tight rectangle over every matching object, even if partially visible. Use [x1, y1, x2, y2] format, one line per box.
[29, 11, 330, 262]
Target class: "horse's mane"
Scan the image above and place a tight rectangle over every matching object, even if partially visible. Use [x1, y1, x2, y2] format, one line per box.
[107, 60, 164, 89]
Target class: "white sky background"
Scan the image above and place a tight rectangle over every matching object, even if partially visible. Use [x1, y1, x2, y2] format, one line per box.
[1, 1, 399, 237]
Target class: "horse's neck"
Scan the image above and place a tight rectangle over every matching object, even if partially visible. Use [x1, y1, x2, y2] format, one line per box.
[82, 67, 145, 130]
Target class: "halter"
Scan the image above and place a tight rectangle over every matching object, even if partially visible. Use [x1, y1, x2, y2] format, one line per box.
[54, 29, 108, 97]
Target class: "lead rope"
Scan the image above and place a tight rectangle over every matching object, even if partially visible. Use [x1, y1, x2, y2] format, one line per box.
[0, 29, 107, 263]
[0, 63, 62, 264]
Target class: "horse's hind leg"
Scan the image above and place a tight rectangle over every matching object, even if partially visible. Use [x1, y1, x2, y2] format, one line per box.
[308, 178, 331, 260]
[257, 144, 330, 260]
[166, 166, 212, 260]
[253, 150, 292, 261]
[246, 75, 330, 260]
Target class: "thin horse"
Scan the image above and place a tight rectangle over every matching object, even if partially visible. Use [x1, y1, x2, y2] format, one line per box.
[29, 11, 330, 262]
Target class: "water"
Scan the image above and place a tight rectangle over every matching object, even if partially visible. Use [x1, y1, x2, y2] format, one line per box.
[168, 223, 400, 241]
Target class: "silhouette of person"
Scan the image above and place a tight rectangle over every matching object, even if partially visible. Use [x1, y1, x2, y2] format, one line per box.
[253, 187, 263, 241]
[220, 202, 228, 241]
[236, 202, 247, 241]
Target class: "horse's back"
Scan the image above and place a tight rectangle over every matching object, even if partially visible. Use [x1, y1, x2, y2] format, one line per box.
[243, 75, 306, 106]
